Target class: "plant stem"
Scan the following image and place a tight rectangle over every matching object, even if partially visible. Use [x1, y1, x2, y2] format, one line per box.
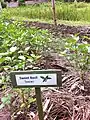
[22, 89, 25, 103]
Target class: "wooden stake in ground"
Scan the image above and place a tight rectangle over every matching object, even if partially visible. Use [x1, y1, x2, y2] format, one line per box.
[35, 87, 44, 120]
[51, 0, 57, 26]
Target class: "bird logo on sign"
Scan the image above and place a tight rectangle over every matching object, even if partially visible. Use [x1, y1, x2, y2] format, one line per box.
[40, 75, 51, 82]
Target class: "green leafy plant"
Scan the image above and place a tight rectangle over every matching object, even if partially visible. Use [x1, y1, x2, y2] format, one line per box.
[0, 17, 51, 118]
[63, 35, 90, 86]
[11, 88, 36, 119]
[0, 94, 11, 109]
[0, 19, 50, 73]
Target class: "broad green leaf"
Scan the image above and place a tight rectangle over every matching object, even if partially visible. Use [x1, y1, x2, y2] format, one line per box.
[25, 47, 30, 51]
[87, 46, 90, 53]
[0, 52, 9, 56]
[10, 46, 17, 52]
[5, 57, 11, 61]
[1, 97, 9, 104]
[67, 38, 77, 44]
[18, 56, 25, 61]
[0, 57, 5, 63]
[1, 95, 11, 104]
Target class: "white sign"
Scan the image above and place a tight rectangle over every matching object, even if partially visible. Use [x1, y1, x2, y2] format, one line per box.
[15, 73, 57, 86]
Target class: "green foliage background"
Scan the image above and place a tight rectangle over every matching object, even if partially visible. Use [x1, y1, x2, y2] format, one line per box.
[3, 2, 90, 22]
[0, 18, 50, 71]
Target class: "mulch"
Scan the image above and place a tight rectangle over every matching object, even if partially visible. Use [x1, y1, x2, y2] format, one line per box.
[0, 107, 11, 120]
[39, 53, 90, 120]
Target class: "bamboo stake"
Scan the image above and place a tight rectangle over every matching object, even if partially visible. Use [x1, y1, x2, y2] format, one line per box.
[51, 0, 57, 26]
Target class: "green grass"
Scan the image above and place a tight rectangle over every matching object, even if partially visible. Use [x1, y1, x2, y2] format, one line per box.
[2, 2, 90, 25]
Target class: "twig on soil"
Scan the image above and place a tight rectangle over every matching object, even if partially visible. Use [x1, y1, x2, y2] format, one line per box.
[44, 103, 53, 120]
[43, 98, 50, 112]
[49, 87, 63, 93]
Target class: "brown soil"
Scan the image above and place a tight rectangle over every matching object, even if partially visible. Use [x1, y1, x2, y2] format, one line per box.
[25, 21, 90, 43]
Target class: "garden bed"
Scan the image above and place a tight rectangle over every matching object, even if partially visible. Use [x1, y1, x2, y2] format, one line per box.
[0, 21, 90, 120]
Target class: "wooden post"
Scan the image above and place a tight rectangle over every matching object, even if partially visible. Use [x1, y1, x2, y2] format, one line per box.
[51, 0, 57, 26]
[35, 87, 44, 120]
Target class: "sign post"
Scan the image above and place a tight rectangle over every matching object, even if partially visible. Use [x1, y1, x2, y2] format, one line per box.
[35, 87, 44, 120]
[10, 69, 62, 120]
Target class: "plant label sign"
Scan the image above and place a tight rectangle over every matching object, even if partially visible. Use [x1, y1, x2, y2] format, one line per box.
[10, 69, 62, 120]
[10, 69, 62, 87]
